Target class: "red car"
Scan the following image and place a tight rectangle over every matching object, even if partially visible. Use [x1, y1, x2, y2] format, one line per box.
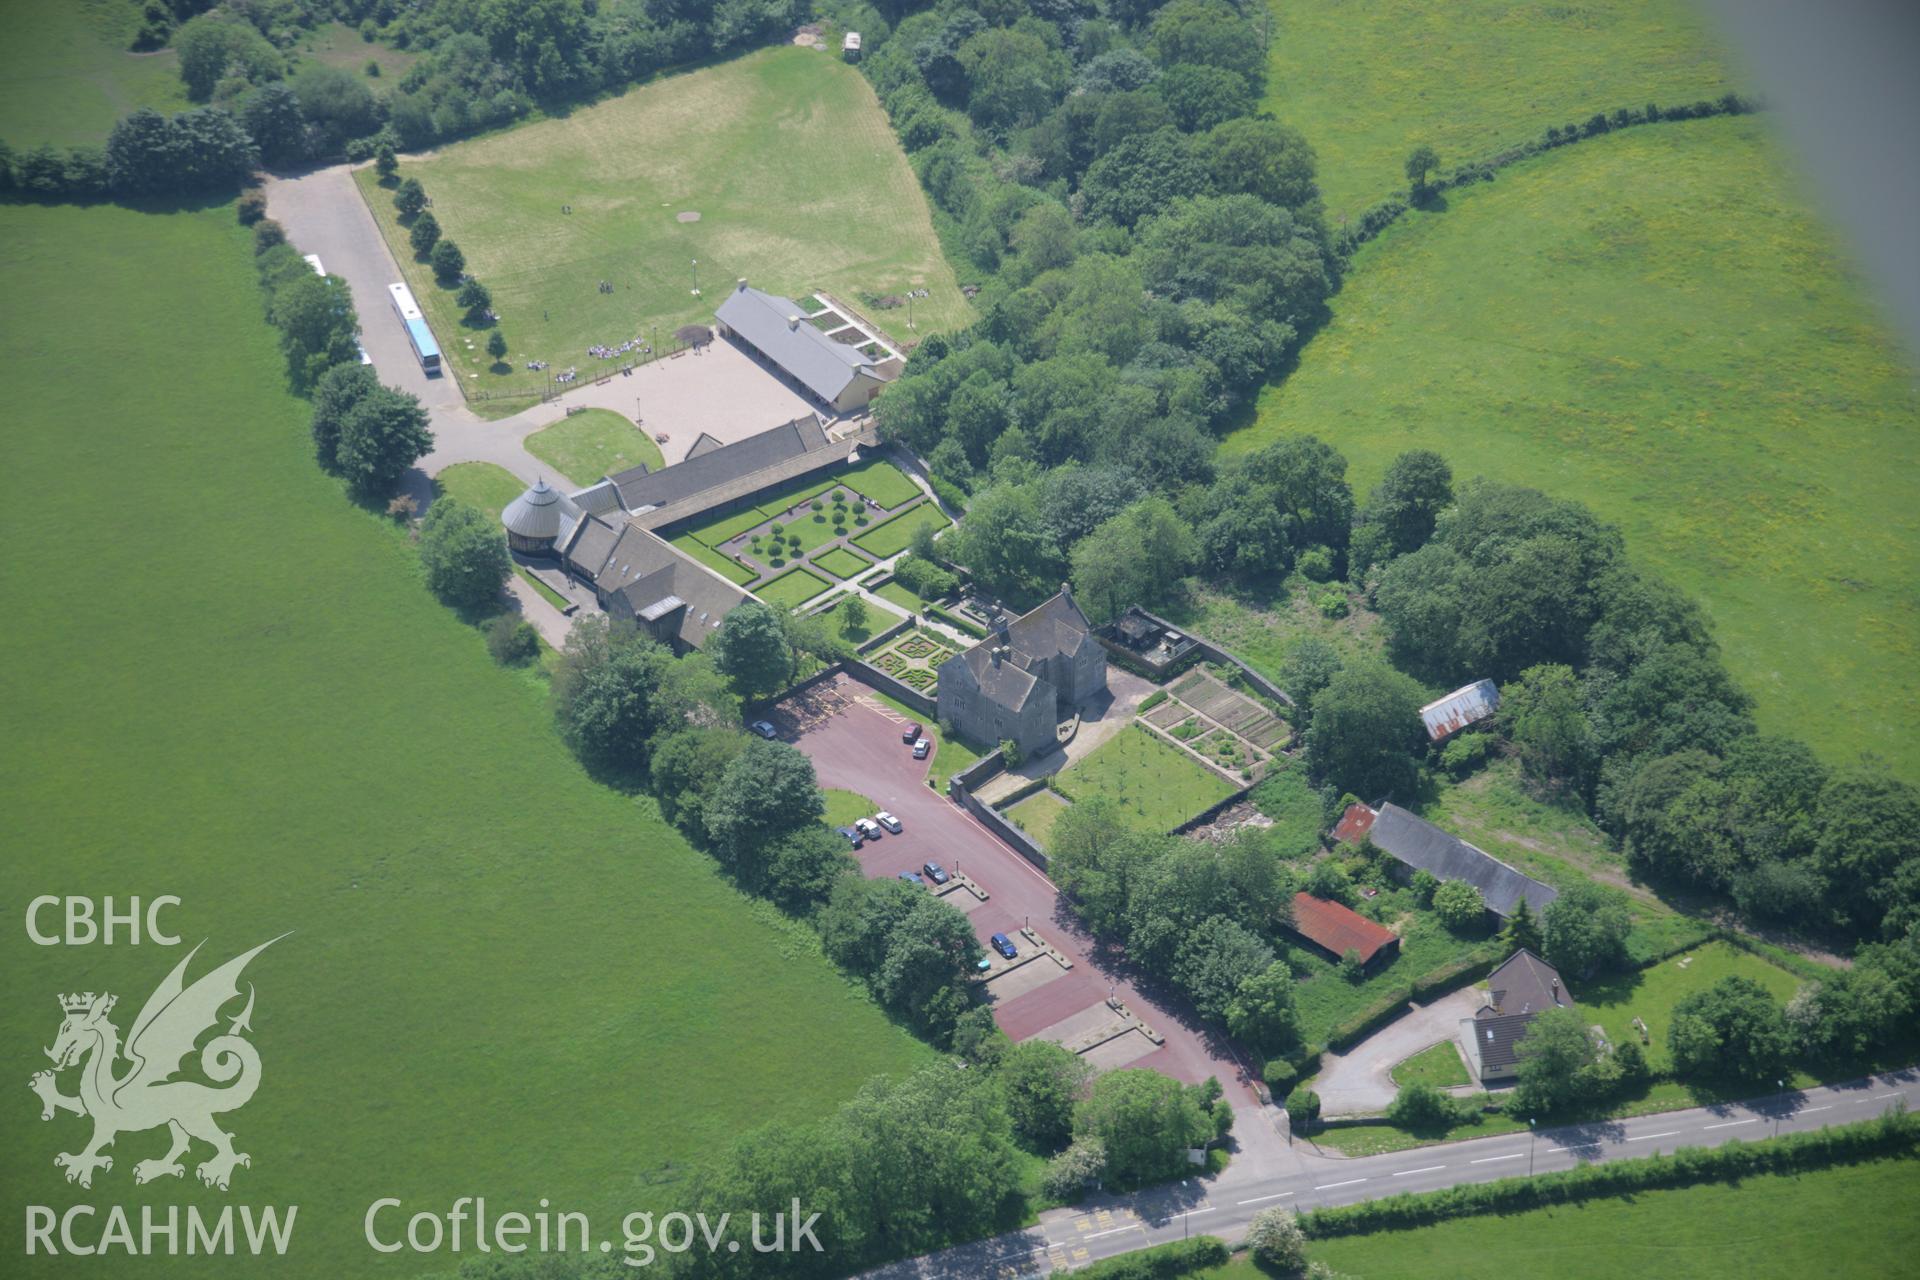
[902, 721, 923, 744]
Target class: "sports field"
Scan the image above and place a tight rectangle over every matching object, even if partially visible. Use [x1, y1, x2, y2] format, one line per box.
[0, 202, 928, 1276]
[1261, 0, 1737, 213]
[1194, 1153, 1920, 1279]
[0, 0, 189, 147]
[1228, 117, 1920, 773]
[525, 407, 665, 487]
[355, 46, 971, 398]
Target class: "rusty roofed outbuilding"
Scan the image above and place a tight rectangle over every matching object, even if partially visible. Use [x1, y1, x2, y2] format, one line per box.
[1419, 679, 1500, 742]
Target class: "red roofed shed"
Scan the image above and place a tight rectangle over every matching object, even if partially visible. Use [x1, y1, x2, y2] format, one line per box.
[1288, 892, 1401, 970]
[1330, 802, 1377, 845]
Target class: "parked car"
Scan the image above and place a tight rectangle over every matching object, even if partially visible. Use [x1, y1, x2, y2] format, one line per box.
[855, 818, 883, 841]
[990, 932, 1018, 960]
[874, 811, 902, 833]
[749, 720, 778, 740]
[902, 721, 923, 744]
[922, 861, 950, 885]
[897, 871, 924, 885]
[912, 738, 930, 760]
[836, 825, 864, 850]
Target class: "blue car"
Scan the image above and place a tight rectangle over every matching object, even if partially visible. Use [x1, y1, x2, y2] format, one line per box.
[837, 825, 864, 849]
[897, 871, 924, 885]
[990, 932, 1018, 960]
[922, 861, 950, 885]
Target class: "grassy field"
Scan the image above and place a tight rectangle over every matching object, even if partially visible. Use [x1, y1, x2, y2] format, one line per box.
[1195, 1153, 1920, 1279]
[1392, 1039, 1470, 1088]
[1261, 0, 1737, 214]
[291, 20, 420, 82]
[0, 202, 929, 1277]
[525, 407, 664, 487]
[759, 566, 835, 610]
[434, 459, 525, 518]
[852, 501, 952, 559]
[0, 0, 188, 147]
[1053, 725, 1238, 833]
[1004, 789, 1071, 848]
[1577, 940, 1802, 1072]
[875, 579, 926, 612]
[1230, 117, 1920, 774]
[815, 546, 874, 579]
[355, 46, 971, 398]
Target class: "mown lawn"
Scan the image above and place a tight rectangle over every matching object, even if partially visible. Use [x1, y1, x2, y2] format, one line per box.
[758, 566, 834, 610]
[354, 46, 970, 398]
[525, 407, 664, 487]
[0, 202, 929, 1278]
[837, 457, 922, 509]
[853, 501, 953, 559]
[435, 459, 525, 518]
[669, 532, 757, 585]
[1392, 1040, 1470, 1088]
[1004, 789, 1071, 849]
[814, 546, 874, 579]
[0, 0, 188, 147]
[1261, 0, 1737, 214]
[1195, 1154, 1920, 1279]
[823, 788, 877, 828]
[1231, 117, 1920, 775]
[1053, 725, 1238, 834]
[1576, 940, 1803, 1072]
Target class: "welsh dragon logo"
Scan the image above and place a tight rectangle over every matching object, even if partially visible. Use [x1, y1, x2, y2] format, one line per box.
[30, 936, 285, 1191]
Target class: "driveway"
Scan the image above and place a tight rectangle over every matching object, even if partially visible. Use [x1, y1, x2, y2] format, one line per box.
[1311, 985, 1488, 1117]
[773, 673, 1299, 1179]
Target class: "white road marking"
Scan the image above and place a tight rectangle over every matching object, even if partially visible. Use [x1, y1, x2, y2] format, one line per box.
[1704, 1119, 1758, 1130]
[1800, 1105, 1834, 1113]
[1083, 1224, 1147, 1242]
[1545, 1147, 1571, 1154]
[1875, 1092, 1904, 1100]
[1394, 1165, 1448, 1177]
[1237, 1192, 1295, 1206]
[1628, 1131, 1681, 1141]
[1315, 1178, 1368, 1190]
[1470, 1153, 1523, 1164]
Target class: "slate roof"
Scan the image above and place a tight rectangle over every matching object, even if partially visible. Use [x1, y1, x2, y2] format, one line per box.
[955, 646, 1042, 712]
[1368, 803, 1559, 917]
[562, 514, 623, 580]
[607, 415, 827, 513]
[1420, 679, 1501, 741]
[1479, 948, 1570, 1018]
[1003, 589, 1096, 668]
[1289, 893, 1399, 965]
[571, 479, 623, 516]
[684, 432, 725, 460]
[716, 283, 880, 404]
[1470, 1011, 1539, 1076]
[592, 523, 750, 650]
[501, 479, 583, 542]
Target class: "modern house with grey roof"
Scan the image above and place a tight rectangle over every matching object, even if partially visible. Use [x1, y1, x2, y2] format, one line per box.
[1348, 801, 1559, 919]
[937, 586, 1107, 757]
[1459, 949, 1575, 1086]
[715, 281, 900, 414]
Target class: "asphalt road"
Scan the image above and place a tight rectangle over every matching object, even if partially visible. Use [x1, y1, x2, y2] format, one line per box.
[859, 1068, 1918, 1278]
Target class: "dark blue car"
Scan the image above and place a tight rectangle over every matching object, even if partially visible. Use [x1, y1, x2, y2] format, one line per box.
[990, 932, 1018, 960]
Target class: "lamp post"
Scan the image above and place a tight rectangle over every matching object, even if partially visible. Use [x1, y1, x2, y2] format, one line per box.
[1528, 1117, 1536, 1176]
[1776, 1079, 1786, 1138]
[690, 258, 700, 296]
